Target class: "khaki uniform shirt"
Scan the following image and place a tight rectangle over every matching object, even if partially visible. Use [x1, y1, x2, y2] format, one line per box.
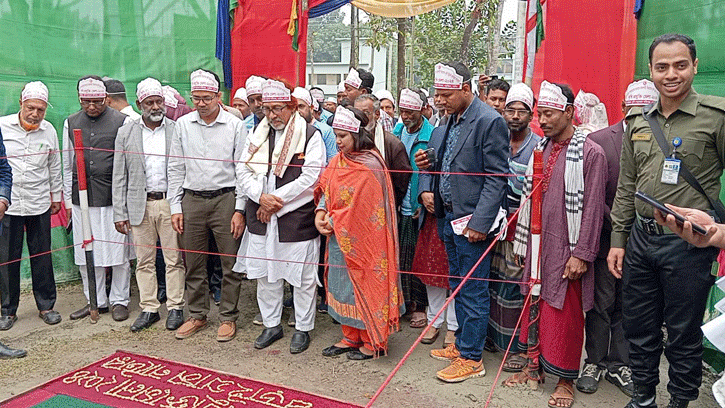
[611, 90, 725, 248]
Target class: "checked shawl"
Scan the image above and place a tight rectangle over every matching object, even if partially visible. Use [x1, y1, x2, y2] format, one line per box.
[513, 127, 587, 257]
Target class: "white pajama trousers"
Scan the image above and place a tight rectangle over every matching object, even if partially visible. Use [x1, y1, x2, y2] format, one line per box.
[426, 284, 458, 331]
[80, 263, 131, 308]
[257, 267, 317, 332]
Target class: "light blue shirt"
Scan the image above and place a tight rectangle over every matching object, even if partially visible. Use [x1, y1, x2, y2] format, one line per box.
[314, 119, 337, 163]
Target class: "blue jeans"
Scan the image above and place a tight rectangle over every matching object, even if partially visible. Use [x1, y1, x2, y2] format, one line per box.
[438, 211, 492, 361]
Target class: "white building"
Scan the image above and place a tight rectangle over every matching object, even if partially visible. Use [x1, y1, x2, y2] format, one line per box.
[307, 39, 388, 97]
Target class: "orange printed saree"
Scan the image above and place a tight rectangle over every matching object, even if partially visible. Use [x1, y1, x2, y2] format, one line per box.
[315, 150, 403, 352]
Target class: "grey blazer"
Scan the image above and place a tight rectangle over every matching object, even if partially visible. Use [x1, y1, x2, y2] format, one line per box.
[112, 117, 175, 226]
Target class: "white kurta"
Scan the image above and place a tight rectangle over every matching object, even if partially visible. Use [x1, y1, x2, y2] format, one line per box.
[72, 205, 133, 266]
[238, 128, 325, 288]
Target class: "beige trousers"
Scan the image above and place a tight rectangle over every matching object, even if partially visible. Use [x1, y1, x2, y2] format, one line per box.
[131, 198, 185, 312]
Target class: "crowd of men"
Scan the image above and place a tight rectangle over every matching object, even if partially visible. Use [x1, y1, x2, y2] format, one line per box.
[0, 32, 723, 408]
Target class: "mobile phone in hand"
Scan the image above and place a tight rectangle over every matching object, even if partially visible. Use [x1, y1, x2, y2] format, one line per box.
[424, 147, 437, 166]
[635, 191, 708, 235]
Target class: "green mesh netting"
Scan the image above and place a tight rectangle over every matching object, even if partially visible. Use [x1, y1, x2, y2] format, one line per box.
[0, 0, 224, 285]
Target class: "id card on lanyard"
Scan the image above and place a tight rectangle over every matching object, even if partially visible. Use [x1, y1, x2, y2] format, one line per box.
[661, 137, 683, 185]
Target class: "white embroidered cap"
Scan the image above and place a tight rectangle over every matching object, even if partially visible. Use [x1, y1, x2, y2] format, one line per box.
[136, 77, 163, 102]
[374, 89, 396, 106]
[398, 88, 424, 111]
[190, 69, 219, 93]
[292, 87, 313, 106]
[233, 87, 248, 104]
[337, 81, 346, 93]
[505, 83, 535, 111]
[262, 79, 291, 103]
[246, 76, 264, 96]
[332, 106, 361, 133]
[434, 63, 463, 90]
[344, 68, 362, 89]
[538, 81, 568, 111]
[625, 79, 659, 106]
[574, 90, 609, 132]
[78, 78, 106, 99]
[325, 97, 337, 104]
[310, 88, 325, 102]
[162, 85, 179, 108]
[21, 81, 49, 104]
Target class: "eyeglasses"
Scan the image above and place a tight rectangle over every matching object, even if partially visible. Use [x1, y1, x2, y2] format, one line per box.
[191, 95, 216, 104]
[261, 106, 287, 115]
[503, 108, 531, 116]
[79, 99, 105, 107]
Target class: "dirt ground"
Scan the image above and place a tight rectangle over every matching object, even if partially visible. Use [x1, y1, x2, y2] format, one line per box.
[0, 280, 719, 408]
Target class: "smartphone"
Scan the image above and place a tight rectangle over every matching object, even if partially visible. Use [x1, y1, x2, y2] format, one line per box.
[634, 191, 708, 235]
[424, 147, 437, 166]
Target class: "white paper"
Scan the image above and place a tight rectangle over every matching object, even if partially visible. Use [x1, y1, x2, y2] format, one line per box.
[716, 297, 725, 314]
[450, 207, 508, 240]
[717, 276, 725, 292]
[451, 214, 472, 236]
[702, 314, 725, 353]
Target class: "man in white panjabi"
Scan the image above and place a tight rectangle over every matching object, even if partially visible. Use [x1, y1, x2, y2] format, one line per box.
[239, 79, 325, 354]
[64, 76, 133, 322]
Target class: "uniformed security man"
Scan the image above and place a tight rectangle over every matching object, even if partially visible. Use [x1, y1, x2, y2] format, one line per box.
[608, 34, 725, 408]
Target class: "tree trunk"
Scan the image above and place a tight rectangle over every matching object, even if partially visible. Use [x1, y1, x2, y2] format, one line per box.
[396, 18, 408, 96]
[459, 4, 481, 63]
[350, 5, 359, 67]
[486, 0, 505, 75]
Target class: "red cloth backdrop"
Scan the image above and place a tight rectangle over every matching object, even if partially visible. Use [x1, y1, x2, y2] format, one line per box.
[230, 0, 315, 98]
[532, 0, 638, 124]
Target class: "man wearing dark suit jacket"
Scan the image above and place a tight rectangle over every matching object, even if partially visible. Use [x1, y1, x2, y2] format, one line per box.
[112, 78, 185, 333]
[417, 61, 509, 383]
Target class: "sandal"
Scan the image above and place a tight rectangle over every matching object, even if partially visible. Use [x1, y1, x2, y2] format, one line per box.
[502, 353, 528, 373]
[409, 311, 427, 328]
[548, 381, 575, 408]
[502, 366, 545, 390]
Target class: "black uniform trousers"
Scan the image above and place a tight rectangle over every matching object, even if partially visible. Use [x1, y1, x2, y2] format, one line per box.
[0, 210, 56, 316]
[622, 224, 717, 401]
[584, 256, 629, 372]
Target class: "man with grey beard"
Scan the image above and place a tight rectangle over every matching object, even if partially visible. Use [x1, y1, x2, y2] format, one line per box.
[112, 77, 186, 333]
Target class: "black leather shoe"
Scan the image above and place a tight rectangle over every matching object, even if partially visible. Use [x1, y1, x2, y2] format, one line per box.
[666, 397, 688, 408]
[112, 305, 129, 322]
[0, 315, 17, 331]
[39, 310, 62, 325]
[254, 325, 283, 349]
[130, 312, 160, 332]
[70, 305, 109, 320]
[166, 309, 184, 330]
[0, 341, 26, 359]
[347, 349, 375, 360]
[624, 384, 658, 408]
[290, 330, 310, 354]
[322, 345, 358, 357]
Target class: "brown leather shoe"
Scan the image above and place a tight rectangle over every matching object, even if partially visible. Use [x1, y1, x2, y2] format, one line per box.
[175, 318, 207, 339]
[217, 321, 236, 342]
[112, 305, 129, 322]
[69, 304, 109, 320]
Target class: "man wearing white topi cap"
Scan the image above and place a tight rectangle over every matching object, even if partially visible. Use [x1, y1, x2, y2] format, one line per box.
[232, 87, 251, 119]
[0, 81, 62, 329]
[112, 77, 186, 333]
[64, 75, 133, 322]
[167, 69, 247, 342]
[239, 79, 325, 354]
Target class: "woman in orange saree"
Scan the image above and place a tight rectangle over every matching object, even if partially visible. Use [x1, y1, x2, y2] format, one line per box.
[315, 106, 404, 360]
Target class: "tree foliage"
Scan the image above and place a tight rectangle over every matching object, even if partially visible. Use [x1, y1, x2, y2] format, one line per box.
[412, 0, 501, 86]
[307, 9, 348, 63]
